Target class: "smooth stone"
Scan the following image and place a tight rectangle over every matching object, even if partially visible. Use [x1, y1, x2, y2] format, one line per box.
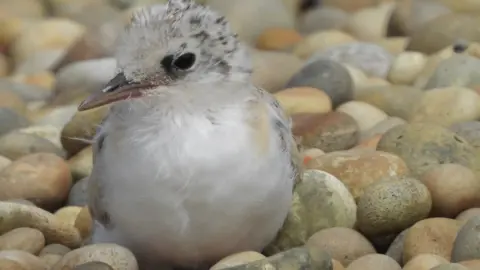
[251, 49, 303, 93]
[13, 50, 66, 74]
[346, 3, 395, 42]
[406, 13, 480, 54]
[424, 54, 480, 90]
[0, 108, 30, 136]
[286, 59, 354, 107]
[0, 131, 66, 160]
[68, 177, 89, 206]
[0, 80, 52, 102]
[292, 111, 359, 152]
[336, 101, 388, 133]
[308, 42, 394, 79]
[16, 125, 62, 149]
[34, 104, 79, 129]
[0, 89, 27, 114]
[255, 28, 303, 51]
[68, 146, 93, 182]
[450, 121, 480, 151]
[0, 0, 46, 18]
[293, 30, 356, 59]
[206, 0, 295, 45]
[54, 58, 116, 97]
[388, 51, 427, 85]
[298, 7, 349, 34]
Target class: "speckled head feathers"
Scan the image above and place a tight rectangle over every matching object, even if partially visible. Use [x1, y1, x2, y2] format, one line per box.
[115, 0, 252, 86]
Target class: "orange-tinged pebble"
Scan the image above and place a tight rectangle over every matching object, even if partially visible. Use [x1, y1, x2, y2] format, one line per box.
[274, 87, 332, 115]
[332, 259, 345, 269]
[256, 28, 303, 51]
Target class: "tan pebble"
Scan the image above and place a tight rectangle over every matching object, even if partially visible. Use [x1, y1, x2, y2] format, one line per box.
[456, 208, 480, 223]
[256, 28, 303, 51]
[346, 254, 401, 270]
[251, 49, 303, 93]
[354, 134, 382, 149]
[0, 155, 11, 171]
[73, 261, 114, 270]
[430, 263, 469, 270]
[420, 164, 480, 218]
[210, 251, 266, 270]
[403, 254, 449, 270]
[0, 258, 28, 270]
[39, 244, 71, 256]
[293, 30, 356, 59]
[388, 51, 427, 85]
[336, 101, 388, 133]
[346, 3, 395, 42]
[40, 254, 63, 269]
[306, 227, 376, 266]
[301, 148, 325, 165]
[0, 227, 45, 255]
[0, 202, 82, 248]
[52, 243, 139, 270]
[274, 87, 332, 115]
[332, 259, 345, 270]
[17, 125, 62, 149]
[410, 87, 480, 126]
[459, 260, 480, 269]
[54, 206, 83, 226]
[322, 0, 378, 12]
[306, 149, 409, 199]
[9, 71, 56, 91]
[403, 218, 461, 264]
[0, 153, 72, 210]
[0, 250, 47, 270]
[11, 19, 86, 65]
[68, 145, 93, 181]
[0, 90, 26, 114]
[375, 37, 409, 55]
[74, 207, 92, 240]
[414, 48, 455, 89]
[342, 64, 368, 91]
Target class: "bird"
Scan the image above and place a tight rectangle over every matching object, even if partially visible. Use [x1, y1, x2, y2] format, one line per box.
[77, 0, 302, 269]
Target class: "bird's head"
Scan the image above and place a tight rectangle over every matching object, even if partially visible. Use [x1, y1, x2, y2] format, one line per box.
[78, 0, 251, 111]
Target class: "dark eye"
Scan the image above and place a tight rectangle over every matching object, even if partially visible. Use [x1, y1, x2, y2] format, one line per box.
[173, 53, 196, 70]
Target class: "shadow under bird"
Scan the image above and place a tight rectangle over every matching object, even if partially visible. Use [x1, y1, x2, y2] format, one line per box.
[78, 0, 301, 269]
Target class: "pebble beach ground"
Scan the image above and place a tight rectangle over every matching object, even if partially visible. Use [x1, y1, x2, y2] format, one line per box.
[1, 0, 480, 269]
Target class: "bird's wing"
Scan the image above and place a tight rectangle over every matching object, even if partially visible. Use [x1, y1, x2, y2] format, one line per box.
[87, 118, 113, 229]
[256, 88, 304, 184]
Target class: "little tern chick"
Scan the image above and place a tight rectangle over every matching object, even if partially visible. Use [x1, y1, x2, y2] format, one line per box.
[78, 0, 301, 268]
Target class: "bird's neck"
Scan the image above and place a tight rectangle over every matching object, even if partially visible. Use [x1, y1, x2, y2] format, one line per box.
[107, 80, 253, 128]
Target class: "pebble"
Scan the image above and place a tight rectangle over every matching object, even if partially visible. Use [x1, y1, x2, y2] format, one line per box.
[68, 146, 93, 181]
[410, 87, 480, 126]
[74, 261, 115, 270]
[61, 105, 108, 157]
[0, 80, 52, 102]
[10, 71, 56, 92]
[33, 104, 79, 129]
[206, 0, 295, 45]
[0, 108, 30, 136]
[420, 164, 480, 218]
[355, 85, 424, 120]
[210, 251, 266, 270]
[13, 49, 66, 74]
[0, 227, 45, 254]
[385, 229, 408, 265]
[298, 7, 349, 34]
[0, 54, 8, 77]
[0, 155, 11, 171]
[425, 54, 480, 90]
[356, 176, 432, 237]
[0, 250, 47, 270]
[54, 206, 84, 226]
[450, 121, 480, 151]
[10, 18, 86, 66]
[54, 58, 116, 99]
[266, 169, 356, 254]
[38, 243, 71, 268]
[0, 89, 27, 115]
[0, 153, 72, 210]
[346, 254, 401, 270]
[285, 59, 354, 107]
[0, 131, 66, 160]
[308, 42, 394, 79]
[255, 28, 303, 51]
[346, 3, 395, 42]
[305, 149, 409, 200]
[274, 87, 332, 115]
[336, 101, 388, 133]
[452, 216, 480, 262]
[403, 218, 461, 264]
[16, 125, 62, 149]
[322, 0, 377, 12]
[250, 49, 303, 93]
[403, 254, 449, 270]
[387, 51, 427, 85]
[374, 37, 409, 56]
[306, 227, 376, 266]
[292, 111, 359, 152]
[293, 30, 356, 59]
[377, 122, 480, 177]
[361, 117, 406, 141]
[406, 13, 480, 54]
[51, 243, 139, 270]
[68, 177, 89, 206]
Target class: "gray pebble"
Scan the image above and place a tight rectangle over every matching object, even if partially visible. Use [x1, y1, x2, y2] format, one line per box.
[0, 108, 30, 136]
[68, 177, 89, 206]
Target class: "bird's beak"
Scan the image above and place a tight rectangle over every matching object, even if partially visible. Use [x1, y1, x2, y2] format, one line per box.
[78, 72, 155, 111]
